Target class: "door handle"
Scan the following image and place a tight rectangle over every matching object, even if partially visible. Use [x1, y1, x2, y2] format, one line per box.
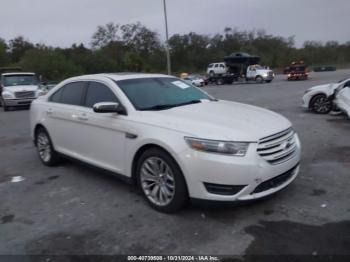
[77, 113, 88, 121]
[46, 108, 53, 115]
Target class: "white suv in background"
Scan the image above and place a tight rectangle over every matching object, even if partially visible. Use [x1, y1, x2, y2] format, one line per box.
[0, 72, 44, 111]
[30, 73, 301, 213]
[207, 62, 227, 76]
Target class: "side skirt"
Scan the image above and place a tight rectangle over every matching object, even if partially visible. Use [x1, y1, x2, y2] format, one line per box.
[57, 152, 134, 185]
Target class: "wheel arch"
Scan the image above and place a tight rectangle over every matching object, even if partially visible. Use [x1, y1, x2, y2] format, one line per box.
[130, 143, 187, 186]
[33, 123, 47, 145]
[308, 92, 328, 109]
[33, 123, 54, 148]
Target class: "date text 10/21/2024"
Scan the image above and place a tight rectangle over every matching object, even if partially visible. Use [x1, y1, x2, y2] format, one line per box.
[127, 256, 220, 261]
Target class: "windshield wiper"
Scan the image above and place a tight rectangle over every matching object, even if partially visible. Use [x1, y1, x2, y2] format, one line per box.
[141, 104, 177, 111]
[141, 100, 202, 111]
[175, 99, 202, 107]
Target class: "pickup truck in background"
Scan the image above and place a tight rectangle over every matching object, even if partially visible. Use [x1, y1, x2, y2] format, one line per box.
[207, 52, 275, 85]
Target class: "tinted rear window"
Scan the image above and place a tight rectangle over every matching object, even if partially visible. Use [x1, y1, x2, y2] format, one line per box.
[50, 81, 86, 106]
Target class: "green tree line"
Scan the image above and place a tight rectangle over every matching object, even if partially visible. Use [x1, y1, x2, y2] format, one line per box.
[0, 22, 349, 81]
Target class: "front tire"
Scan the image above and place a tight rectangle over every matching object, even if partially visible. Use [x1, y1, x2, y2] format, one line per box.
[1, 99, 9, 111]
[136, 147, 188, 213]
[255, 76, 264, 84]
[310, 94, 332, 114]
[35, 127, 62, 166]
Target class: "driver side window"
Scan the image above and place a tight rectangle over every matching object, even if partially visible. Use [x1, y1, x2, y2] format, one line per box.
[344, 81, 350, 88]
[84, 81, 119, 108]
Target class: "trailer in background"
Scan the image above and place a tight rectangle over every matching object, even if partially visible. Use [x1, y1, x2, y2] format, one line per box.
[207, 52, 274, 85]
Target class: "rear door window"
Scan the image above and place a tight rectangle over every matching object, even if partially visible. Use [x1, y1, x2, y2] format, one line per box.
[50, 81, 86, 106]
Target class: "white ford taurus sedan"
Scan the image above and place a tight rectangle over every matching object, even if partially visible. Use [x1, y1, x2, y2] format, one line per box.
[30, 73, 301, 212]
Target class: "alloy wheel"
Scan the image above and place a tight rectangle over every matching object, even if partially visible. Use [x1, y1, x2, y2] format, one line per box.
[140, 157, 175, 206]
[37, 132, 52, 163]
[312, 96, 332, 113]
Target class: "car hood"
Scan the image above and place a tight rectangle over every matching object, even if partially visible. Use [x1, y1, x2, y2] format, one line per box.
[2, 85, 39, 93]
[308, 83, 338, 93]
[139, 100, 291, 141]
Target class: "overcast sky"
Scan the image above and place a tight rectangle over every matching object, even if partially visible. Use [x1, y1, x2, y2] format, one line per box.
[1, 0, 349, 48]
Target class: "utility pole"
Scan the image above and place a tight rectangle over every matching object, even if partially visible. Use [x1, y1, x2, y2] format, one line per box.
[163, 0, 171, 75]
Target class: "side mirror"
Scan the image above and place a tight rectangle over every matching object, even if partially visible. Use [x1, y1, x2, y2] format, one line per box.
[93, 102, 126, 114]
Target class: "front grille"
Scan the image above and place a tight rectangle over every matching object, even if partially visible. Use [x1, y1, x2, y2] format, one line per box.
[251, 164, 299, 194]
[268, 71, 273, 76]
[15, 91, 35, 98]
[257, 128, 297, 165]
[204, 182, 246, 196]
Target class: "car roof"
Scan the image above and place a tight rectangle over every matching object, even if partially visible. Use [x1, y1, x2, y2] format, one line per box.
[66, 73, 173, 82]
[2, 72, 36, 76]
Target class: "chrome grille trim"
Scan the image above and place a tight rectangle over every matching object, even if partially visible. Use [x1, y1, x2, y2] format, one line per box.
[257, 128, 297, 165]
[15, 91, 35, 98]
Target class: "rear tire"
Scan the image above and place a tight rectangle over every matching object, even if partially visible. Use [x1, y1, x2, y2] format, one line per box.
[136, 147, 188, 213]
[216, 78, 224, 85]
[310, 94, 332, 114]
[35, 127, 62, 166]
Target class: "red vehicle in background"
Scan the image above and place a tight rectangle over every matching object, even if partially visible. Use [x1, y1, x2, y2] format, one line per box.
[285, 61, 308, 81]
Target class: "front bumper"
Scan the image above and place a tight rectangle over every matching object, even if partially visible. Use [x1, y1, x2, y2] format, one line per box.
[2, 98, 35, 106]
[302, 94, 311, 108]
[288, 74, 308, 80]
[193, 81, 204, 87]
[262, 75, 274, 81]
[177, 135, 301, 201]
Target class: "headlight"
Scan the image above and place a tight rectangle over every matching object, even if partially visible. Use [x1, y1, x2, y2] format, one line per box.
[2, 92, 13, 99]
[184, 137, 249, 156]
[36, 90, 47, 97]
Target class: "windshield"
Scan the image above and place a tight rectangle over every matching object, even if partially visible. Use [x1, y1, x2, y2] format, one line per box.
[2, 74, 39, 87]
[250, 65, 266, 70]
[115, 77, 212, 110]
[290, 66, 306, 72]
